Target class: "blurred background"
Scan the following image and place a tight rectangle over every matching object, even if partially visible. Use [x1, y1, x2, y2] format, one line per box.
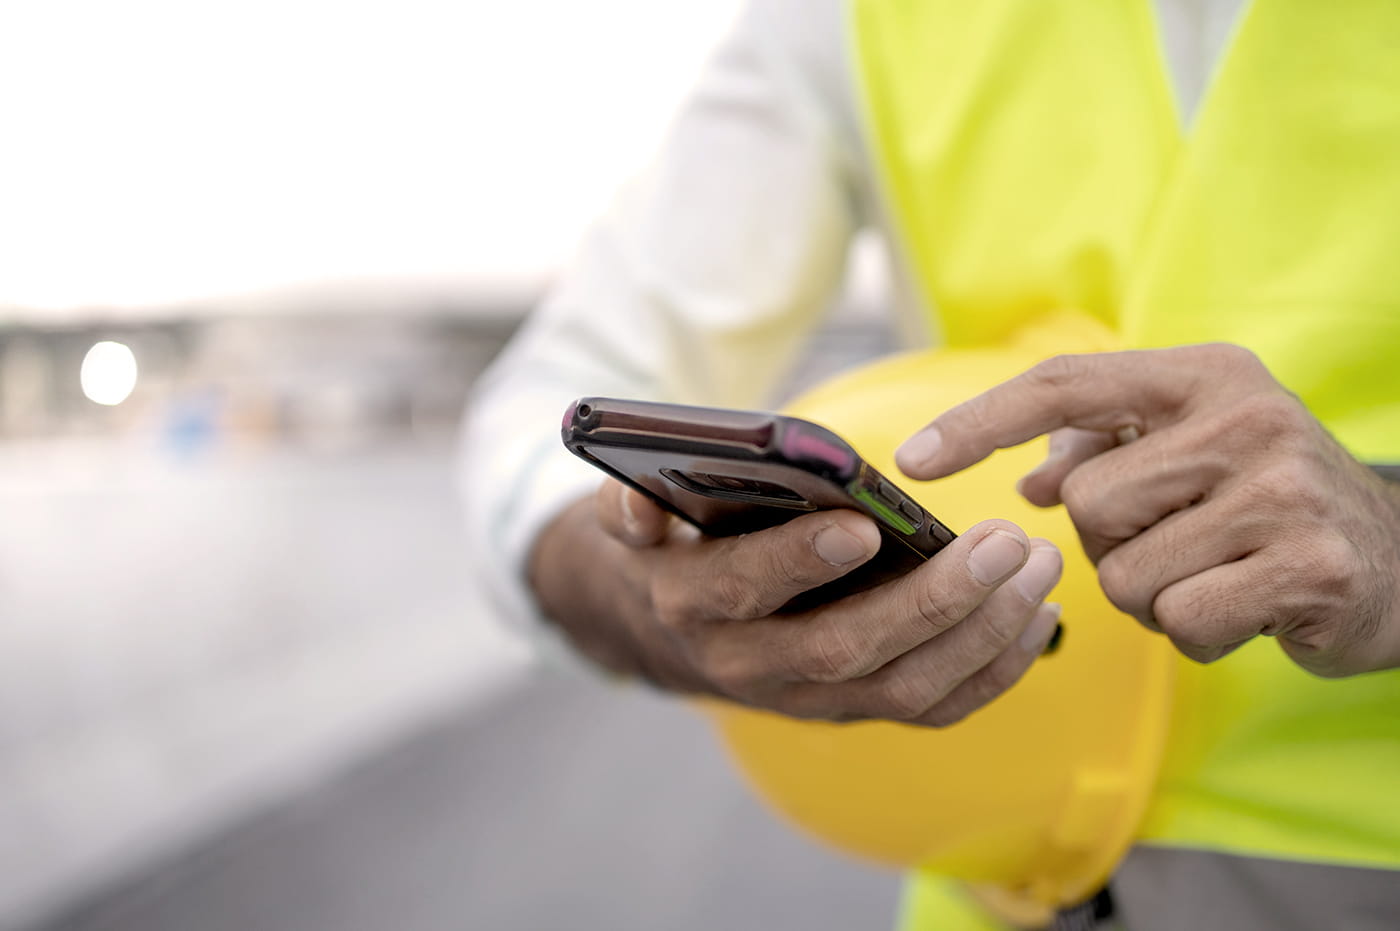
[0, 1, 902, 929]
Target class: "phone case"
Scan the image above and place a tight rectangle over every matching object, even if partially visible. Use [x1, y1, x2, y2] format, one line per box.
[562, 397, 957, 592]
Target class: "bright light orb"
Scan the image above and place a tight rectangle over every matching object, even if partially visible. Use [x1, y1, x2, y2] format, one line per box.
[80, 341, 139, 406]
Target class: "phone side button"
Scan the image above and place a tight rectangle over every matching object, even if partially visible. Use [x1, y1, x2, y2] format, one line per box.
[853, 487, 918, 535]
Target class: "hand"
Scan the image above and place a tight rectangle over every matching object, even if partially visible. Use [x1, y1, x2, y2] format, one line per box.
[896, 343, 1400, 677]
[527, 480, 1063, 726]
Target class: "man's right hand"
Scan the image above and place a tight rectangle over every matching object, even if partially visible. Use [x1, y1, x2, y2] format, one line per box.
[528, 480, 1063, 727]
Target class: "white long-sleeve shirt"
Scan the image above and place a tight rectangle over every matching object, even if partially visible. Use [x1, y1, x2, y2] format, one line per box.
[460, 0, 1247, 652]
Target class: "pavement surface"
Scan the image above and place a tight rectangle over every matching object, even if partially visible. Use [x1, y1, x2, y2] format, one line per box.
[31, 671, 901, 931]
[2, 314, 903, 931]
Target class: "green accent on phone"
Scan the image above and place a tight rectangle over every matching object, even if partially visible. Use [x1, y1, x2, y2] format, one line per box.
[851, 487, 917, 535]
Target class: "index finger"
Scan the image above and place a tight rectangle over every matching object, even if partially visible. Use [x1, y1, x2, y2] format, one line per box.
[596, 479, 673, 546]
[895, 348, 1202, 481]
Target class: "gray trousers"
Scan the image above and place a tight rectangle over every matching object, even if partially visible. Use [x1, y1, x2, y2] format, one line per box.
[1057, 846, 1400, 930]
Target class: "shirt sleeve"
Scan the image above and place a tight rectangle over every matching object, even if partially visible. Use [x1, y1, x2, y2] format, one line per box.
[458, 0, 863, 662]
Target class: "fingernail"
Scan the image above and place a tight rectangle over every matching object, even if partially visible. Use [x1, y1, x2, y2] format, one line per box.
[1011, 544, 1063, 603]
[814, 525, 870, 566]
[896, 426, 943, 471]
[1020, 602, 1062, 652]
[967, 530, 1027, 584]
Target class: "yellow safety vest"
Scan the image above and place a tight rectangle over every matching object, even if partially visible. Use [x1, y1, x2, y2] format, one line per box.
[845, 0, 1400, 925]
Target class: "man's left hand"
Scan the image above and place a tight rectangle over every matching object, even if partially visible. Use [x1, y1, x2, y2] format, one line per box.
[895, 343, 1400, 677]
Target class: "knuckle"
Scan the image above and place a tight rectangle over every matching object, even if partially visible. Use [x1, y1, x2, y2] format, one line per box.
[648, 577, 693, 631]
[1303, 537, 1358, 598]
[958, 662, 1022, 717]
[1281, 631, 1356, 679]
[1058, 467, 1094, 516]
[981, 657, 1023, 696]
[970, 607, 1020, 655]
[711, 569, 769, 621]
[1151, 585, 1196, 638]
[1059, 471, 1125, 545]
[1199, 342, 1265, 377]
[1286, 459, 1329, 515]
[1248, 460, 1325, 517]
[766, 549, 824, 593]
[1176, 640, 1227, 664]
[1027, 353, 1085, 391]
[1204, 392, 1305, 455]
[949, 395, 995, 437]
[695, 641, 759, 697]
[1298, 625, 1346, 665]
[1153, 589, 1225, 660]
[793, 628, 866, 684]
[1259, 457, 1310, 496]
[1097, 552, 1149, 616]
[874, 672, 936, 721]
[909, 580, 966, 635]
[1167, 623, 1219, 658]
[1294, 657, 1350, 679]
[1195, 406, 1253, 453]
[1244, 391, 1309, 437]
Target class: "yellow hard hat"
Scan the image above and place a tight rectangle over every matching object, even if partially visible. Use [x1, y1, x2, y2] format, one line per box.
[702, 314, 1175, 917]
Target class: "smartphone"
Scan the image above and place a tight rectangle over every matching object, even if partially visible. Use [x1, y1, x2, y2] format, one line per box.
[562, 396, 957, 604]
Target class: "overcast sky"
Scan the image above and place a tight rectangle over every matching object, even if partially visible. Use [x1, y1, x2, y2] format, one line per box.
[0, 1, 739, 318]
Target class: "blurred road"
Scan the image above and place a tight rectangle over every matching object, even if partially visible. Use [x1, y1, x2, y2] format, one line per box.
[32, 672, 900, 931]
[0, 441, 527, 928]
[0, 437, 899, 931]
[0, 311, 903, 930]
